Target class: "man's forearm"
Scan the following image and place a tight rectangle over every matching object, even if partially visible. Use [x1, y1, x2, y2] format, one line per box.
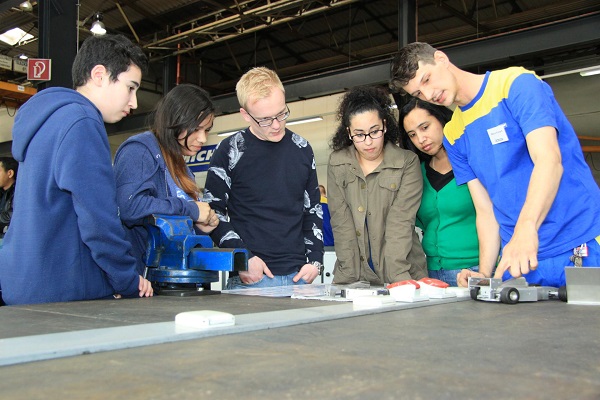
[476, 213, 501, 277]
[468, 179, 501, 278]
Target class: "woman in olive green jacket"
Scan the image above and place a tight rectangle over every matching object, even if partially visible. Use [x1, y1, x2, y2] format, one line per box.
[327, 86, 427, 285]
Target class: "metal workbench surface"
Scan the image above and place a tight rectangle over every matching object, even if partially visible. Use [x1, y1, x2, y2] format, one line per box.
[0, 296, 598, 399]
[0, 294, 325, 339]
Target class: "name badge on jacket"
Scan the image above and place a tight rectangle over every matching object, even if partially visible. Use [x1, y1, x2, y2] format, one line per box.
[487, 123, 509, 145]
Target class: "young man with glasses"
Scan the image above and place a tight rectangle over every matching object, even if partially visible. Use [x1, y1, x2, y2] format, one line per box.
[204, 67, 324, 289]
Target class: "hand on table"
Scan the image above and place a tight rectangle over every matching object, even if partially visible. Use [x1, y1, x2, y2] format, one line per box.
[494, 223, 539, 280]
[293, 263, 319, 284]
[239, 256, 273, 284]
[456, 269, 486, 287]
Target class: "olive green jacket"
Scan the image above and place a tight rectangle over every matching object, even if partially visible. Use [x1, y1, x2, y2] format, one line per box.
[327, 143, 427, 285]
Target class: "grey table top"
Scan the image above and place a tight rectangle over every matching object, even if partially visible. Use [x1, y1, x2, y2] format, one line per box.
[0, 295, 598, 399]
[0, 293, 323, 339]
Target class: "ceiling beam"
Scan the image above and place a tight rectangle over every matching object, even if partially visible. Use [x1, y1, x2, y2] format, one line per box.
[147, 0, 361, 58]
[579, 136, 600, 142]
[2, 11, 599, 153]
[360, 4, 397, 41]
[581, 146, 600, 152]
[106, 0, 175, 31]
[284, 24, 364, 63]
[438, 0, 489, 32]
[208, 13, 600, 113]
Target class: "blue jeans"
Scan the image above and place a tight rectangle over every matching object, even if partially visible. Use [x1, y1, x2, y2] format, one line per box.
[428, 266, 479, 287]
[502, 236, 600, 287]
[226, 272, 308, 290]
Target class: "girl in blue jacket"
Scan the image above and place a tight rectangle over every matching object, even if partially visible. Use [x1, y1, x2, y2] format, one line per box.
[113, 84, 219, 274]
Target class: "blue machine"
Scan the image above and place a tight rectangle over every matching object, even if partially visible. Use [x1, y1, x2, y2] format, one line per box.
[144, 214, 248, 295]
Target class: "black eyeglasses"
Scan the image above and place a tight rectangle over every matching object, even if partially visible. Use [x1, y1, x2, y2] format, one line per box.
[349, 128, 385, 143]
[246, 105, 290, 127]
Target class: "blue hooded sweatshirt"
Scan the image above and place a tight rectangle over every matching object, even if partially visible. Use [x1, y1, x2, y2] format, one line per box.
[0, 87, 140, 305]
[113, 131, 200, 273]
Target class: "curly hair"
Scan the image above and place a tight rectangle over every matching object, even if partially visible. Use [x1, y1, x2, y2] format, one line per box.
[389, 42, 437, 95]
[330, 86, 400, 152]
[398, 97, 453, 163]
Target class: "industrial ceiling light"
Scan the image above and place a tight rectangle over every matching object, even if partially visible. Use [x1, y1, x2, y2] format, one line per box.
[19, 1, 33, 12]
[90, 12, 106, 36]
[217, 115, 323, 136]
[542, 65, 600, 79]
[580, 66, 600, 77]
[18, 53, 28, 59]
[0, 27, 34, 46]
[286, 116, 323, 126]
[217, 130, 241, 137]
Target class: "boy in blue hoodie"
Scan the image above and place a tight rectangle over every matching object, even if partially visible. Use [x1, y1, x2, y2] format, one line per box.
[0, 35, 154, 305]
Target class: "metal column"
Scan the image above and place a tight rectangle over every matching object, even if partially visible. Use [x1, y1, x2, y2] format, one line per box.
[37, 0, 78, 90]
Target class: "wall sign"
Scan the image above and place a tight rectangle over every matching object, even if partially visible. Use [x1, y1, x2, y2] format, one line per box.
[0, 55, 12, 71]
[27, 58, 51, 81]
[185, 144, 217, 172]
[13, 58, 27, 73]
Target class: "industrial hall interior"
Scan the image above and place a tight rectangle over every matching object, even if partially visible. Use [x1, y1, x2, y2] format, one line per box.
[0, 0, 599, 399]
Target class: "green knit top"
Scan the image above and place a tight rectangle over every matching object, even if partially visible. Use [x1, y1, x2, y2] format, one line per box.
[416, 163, 479, 271]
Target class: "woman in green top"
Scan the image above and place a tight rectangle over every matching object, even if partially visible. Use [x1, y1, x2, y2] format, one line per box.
[399, 98, 479, 286]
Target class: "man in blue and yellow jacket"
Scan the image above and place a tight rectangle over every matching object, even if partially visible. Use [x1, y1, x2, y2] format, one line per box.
[390, 42, 600, 288]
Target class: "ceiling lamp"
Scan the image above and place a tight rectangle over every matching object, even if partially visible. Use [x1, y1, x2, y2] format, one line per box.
[286, 116, 323, 126]
[90, 12, 106, 36]
[580, 66, 600, 77]
[19, 1, 33, 12]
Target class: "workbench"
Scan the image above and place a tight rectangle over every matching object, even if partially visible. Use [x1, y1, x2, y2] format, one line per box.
[0, 294, 598, 399]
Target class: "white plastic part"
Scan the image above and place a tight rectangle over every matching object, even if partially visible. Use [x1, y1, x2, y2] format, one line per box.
[419, 282, 457, 299]
[388, 284, 429, 302]
[342, 288, 387, 300]
[175, 310, 235, 329]
[353, 295, 396, 310]
[445, 287, 470, 298]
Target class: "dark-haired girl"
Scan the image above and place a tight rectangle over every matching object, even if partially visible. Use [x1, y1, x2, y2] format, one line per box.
[114, 84, 219, 273]
[328, 86, 427, 285]
[399, 98, 479, 286]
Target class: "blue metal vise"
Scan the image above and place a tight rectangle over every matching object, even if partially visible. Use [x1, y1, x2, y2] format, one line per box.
[144, 214, 248, 295]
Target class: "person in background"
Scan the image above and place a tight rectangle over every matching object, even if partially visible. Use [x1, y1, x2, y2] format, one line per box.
[319, 184, 334, 247]
[390, 42, 600, 287]
[327, 86, 427, 285]
[399, 98, 479, 287]
[0, 157, 17, 242]
[0, 156, 17, 304]
[0, 34, 153, 305]
[113, 84, 219, 275]
[203, 66, 324, 289]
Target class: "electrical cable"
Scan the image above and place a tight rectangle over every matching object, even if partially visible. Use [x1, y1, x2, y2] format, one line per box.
[584, 151, 600, 171]
[4, 103, 17, 117]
